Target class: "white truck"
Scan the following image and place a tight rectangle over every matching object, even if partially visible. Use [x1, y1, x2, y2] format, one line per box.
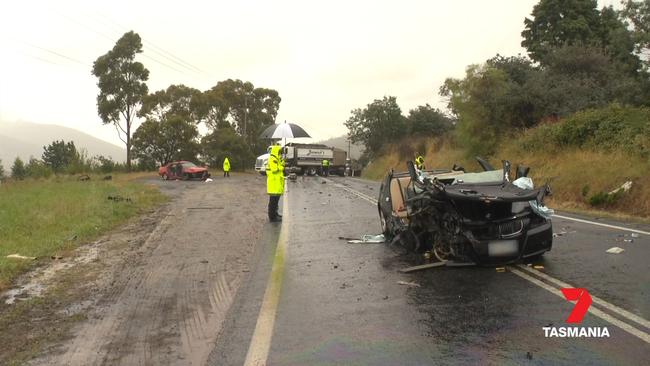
[254, 153, 270, 175]
[254, 143, 347, 176]
[285, 143, 347, 176]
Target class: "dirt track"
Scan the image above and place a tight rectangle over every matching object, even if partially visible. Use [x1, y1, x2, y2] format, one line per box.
[29, 174, 268, 366]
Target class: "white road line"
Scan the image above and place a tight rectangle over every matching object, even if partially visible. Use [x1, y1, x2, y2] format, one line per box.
[516, 264, 650, 329]
[333, 181, 650, 339]
[244, 193, 289, 366]
[552, 214, 650, 236]
[510, 267, 650, 344]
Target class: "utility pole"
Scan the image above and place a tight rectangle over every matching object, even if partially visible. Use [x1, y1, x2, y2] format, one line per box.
[244, 97, 248, 144]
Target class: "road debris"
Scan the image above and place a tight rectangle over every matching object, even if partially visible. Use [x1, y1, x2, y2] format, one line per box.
[630, 233, 640, 238]
[205, 178, 213, 182]
[496, 267, 506, 272]
[347, 234, 386, 244]
[51, 255, 63, 260]
[397, 280, 420, 287]
[107, 195, 132, 203]
[6, 254, 36, 260]
[399, 261, 446, 273]
[533, 265, 544, 270]
[606, 247, 625, 254]
[609, 181, 633, 195]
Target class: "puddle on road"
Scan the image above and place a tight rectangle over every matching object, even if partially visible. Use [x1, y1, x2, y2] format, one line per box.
[2, 242, 102, 305]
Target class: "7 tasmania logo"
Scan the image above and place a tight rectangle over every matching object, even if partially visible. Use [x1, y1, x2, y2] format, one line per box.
[543, 288, 610, 338]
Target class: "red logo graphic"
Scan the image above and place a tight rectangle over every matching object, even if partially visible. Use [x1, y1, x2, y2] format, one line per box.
[561, 288, 592, 323]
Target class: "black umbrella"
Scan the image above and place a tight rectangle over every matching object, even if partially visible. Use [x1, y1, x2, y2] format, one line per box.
[259, 122, 311, 139]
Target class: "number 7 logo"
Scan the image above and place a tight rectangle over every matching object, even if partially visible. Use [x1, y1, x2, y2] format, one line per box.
[561, 288, 592, 323]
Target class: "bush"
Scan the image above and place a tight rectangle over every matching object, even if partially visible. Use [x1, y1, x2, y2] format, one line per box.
[519, 104, 650, 156]
[25, 158, 53, 179]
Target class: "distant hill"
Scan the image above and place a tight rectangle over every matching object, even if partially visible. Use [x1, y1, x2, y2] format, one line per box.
[0, 121, 125, 170]
[316, 135, 364, 160]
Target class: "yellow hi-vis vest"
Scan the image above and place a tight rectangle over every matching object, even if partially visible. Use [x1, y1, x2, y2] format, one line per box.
[223, 157, 231, 172]
[266, 146, 285, 195]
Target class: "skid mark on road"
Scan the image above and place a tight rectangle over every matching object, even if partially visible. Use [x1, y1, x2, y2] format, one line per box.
[32, 176, 269, 366]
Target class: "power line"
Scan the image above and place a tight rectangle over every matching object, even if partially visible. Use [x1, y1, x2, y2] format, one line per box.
[25, 42, 89, 67]
[47, 6, 195, 76]
[78, 8, 209, 76]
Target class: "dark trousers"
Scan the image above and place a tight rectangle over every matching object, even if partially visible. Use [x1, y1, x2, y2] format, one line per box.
[268, 194, 281, 219]
[224, 171, 230, 177]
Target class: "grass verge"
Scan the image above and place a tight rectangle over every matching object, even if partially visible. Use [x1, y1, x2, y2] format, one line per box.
[0, 173, 165, 291]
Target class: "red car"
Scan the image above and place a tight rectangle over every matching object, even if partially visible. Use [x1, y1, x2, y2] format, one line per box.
[158, 161, 210, 180]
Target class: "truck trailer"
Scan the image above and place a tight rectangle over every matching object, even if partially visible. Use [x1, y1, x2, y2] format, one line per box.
[283, 143, 348, 176]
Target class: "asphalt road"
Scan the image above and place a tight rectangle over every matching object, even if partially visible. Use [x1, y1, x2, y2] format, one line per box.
[209, 175, 650, 366]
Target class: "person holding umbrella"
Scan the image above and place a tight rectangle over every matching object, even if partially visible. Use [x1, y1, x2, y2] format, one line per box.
[259, 121, 310, 222]
[266, 144, 285, 222]
[223, 156, 231, 177]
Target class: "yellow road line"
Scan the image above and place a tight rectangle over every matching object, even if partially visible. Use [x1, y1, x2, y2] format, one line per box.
[243, 193, 289, 366]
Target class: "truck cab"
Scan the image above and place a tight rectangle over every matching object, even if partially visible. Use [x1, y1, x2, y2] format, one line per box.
[255, 153, 270, 175]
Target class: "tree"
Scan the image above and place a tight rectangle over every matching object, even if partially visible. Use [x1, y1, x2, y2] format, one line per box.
[440, 64, 513, 156]
[11, 157, 26, 180]
[25, 157, 53, 178]
[0, 159, 5, 180]
[199, 79, 281, 154]
[140, 84, 202, 122]
[522, 0, 603, 62]
[201, 127, 254, 171]
[521, 0, 640, 73]
[406, 104, 453, 137]
[42, 140, 78, 173]
[622, 0, 650, 68]
[135, 84, 202, 166]
[533, 45, 644, 114]
[92, 31, 150, 171]
[344, 96, 406, 159]
[131, 115, 200, 167]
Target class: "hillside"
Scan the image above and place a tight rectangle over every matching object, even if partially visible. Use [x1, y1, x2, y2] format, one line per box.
[0, 121, 125, 170]
[362, 106, 650, 219]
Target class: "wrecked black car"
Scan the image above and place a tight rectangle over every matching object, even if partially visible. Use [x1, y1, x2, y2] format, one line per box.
[377, 158, 553, 265]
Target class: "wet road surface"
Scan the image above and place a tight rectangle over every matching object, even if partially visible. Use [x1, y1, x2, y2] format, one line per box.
[209, 176, 649, 366]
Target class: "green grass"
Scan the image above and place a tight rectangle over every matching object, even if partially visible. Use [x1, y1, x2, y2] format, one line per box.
[0, 175, 165, 290]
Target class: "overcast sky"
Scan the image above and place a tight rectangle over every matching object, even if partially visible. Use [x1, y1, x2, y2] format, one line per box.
[0, 0, 619, 147]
